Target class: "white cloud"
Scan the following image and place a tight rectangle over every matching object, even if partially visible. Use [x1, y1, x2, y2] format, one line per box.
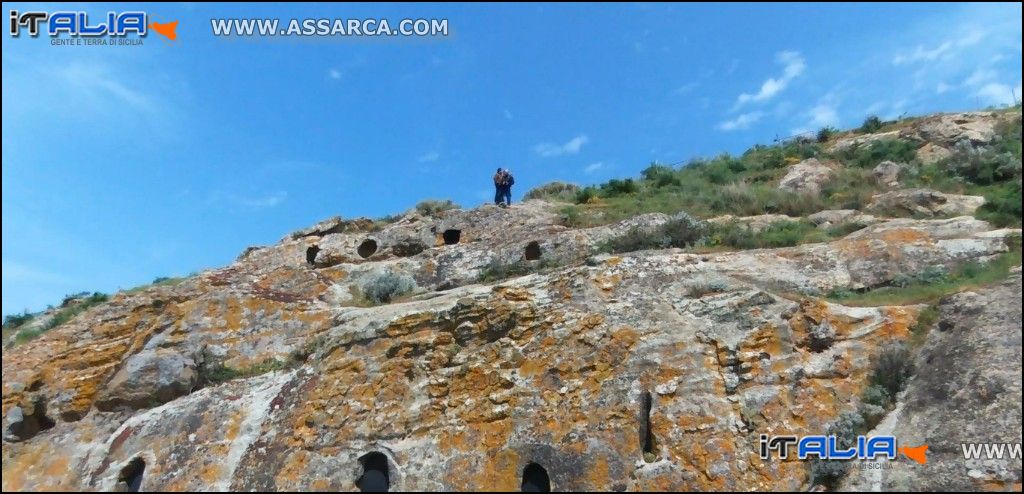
[936, 82, 952, 94]
[809, 103, 839, 127]
[734, 51, 805, 108]
[583, 162, 605, 174]
[974, 81, 1022, 106]
[328, 68, 342, 80]
[533, 134, 589, 157]
[417, 151, 440, 162]
[716, 111, 763, 131]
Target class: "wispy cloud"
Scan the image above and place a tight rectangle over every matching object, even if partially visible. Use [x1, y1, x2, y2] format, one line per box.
[716, 111, 763, 131]
[52, 61, 157, 114]
[672, 81, 699, 95]
[417, 151, 440, 162]
[328, 68, 342, 80]
[893, 29, 988, 65]
[893, 41, 954, 65]
[208, 191, 288, 210]
[533, 134, 589, 157]
[1, 260, 74, 285]
[503, 109, 513, 121]
[583, 162, 605, 174]
[734, 51, 804, 108]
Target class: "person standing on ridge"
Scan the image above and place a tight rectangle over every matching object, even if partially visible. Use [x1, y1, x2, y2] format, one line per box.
[493, 168, 506, 205]
[501, 169, 515, 206]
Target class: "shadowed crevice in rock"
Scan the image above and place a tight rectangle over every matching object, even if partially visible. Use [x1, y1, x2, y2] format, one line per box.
[521, 463, 550, 492]
[117, 457, 145, 492]
[358, 239, 379, 259]
[524, 241, 542, 261]
[640, 391, 654, 456]
[442, 229, 461, 245]
[357, 452, 390, 492]
[305, 245, 320, 265]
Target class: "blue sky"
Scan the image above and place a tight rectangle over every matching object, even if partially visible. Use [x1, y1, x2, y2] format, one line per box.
[2, 2, 1021, 315]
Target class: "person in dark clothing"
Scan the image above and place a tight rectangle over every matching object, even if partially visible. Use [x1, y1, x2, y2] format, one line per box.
[493, 168, 506, 205]
[501, 169, 514, 206]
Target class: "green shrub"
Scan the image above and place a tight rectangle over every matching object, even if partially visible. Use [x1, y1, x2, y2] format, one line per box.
[203, 358, 287, 385]
[415, 199, 459, 216]
[600, 178, 640, 197]
[574, 186, 600, 204]
[641, 163, 680, 188]
[835, 139, 917, 168]
[859, 115, 884, 133]
[360, 271, 416, 304]
[809, 410, 864, 488]
[599, 214, 708, 253]
[974, 181, 1024, 227]
[871, 343, 914, 400]
[817, 126, 839, 143]
[706, 220, 827, 250]
[478, 256, 563, 283]
[523, 181, 580, 202]
[3, 311, 34, 330]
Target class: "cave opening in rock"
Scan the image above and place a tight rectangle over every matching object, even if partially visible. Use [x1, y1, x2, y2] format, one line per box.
[118, 457, 145, 493]
[305, 245, 320, 265]
[521, 463, 550, 492]
[357, 239, 379, 259]
[524, 241, 542, 261]
[6, 398, 56, 442]
[357, 451, 390, 492]
[640, 391, 654, 456]
[442, 229, 461, 245]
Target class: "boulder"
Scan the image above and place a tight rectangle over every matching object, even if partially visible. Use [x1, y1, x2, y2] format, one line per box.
[872, 160, 907, 188]
[916, 142, 952, 165]
[777, 158, 837, 196]
[866, 188, 986, 217]
[94, 349, 198, 411]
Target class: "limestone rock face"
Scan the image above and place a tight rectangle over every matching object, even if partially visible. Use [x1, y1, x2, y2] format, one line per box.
[1, 197, 1020, 491]
[866, 189, 986, 218]
[842, 273, 1023, 491]
[777, 158, 837, 196]
[807, 209, 880, 230]
[915, 111, 1000, 147]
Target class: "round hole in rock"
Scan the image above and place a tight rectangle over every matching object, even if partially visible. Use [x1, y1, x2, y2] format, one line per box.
[357, 452, 390, 492]
[118, 457, 145, 493]
[524, 241, 542, 261]
[357, 239, 379, 259]
[442, 229, 461, 245]
[305, 245, 320, 265]
[521, 463, 550, 493]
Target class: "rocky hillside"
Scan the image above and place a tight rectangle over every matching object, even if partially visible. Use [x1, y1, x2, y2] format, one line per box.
[2, 108, 1021, 491]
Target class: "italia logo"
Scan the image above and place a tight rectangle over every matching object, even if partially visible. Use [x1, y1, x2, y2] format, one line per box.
[760, 435, 928, 464]
[9, 10, 177, 40]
